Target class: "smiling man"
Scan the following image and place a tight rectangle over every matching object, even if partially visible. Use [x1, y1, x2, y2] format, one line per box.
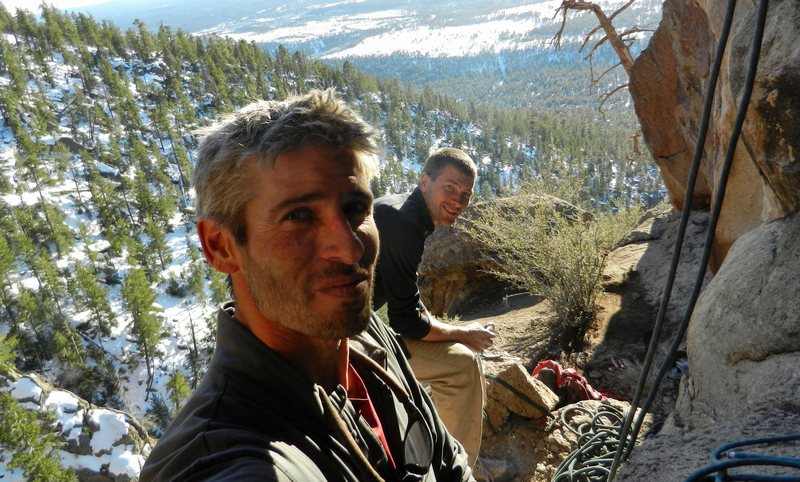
[372, 148, 496, 467]
[140, 91, 474, 481]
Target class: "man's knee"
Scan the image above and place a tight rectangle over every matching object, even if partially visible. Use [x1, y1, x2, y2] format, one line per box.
[448, 343, 481, 380]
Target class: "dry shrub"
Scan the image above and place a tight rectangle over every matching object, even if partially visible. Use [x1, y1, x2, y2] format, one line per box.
[466, 180, 642, 351]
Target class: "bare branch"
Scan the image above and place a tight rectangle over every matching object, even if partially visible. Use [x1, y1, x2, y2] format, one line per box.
[594, 62, 623, 84]
[550, 0, 645, 113]
[552, 5, 571, 49]
[586, 35, 610, 60]
[631, 129, 643, 156]
[608, 0, 637, 22]
[625, 129, 644, 161]
[553, 0, 636, 75]
[598, 83, 629, 112]
[579, 24, 603, 52]
[620, 26, 653, 38]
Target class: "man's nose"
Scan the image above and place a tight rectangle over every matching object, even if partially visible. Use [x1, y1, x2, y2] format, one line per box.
[322, 213, 364, 264]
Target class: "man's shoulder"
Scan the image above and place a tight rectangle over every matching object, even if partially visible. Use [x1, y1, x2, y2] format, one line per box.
[374, 192, 416, 228]
[374, 192, 411, 213]
[142, 429, 328, 482]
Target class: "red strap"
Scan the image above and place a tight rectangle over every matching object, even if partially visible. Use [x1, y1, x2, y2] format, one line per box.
[347, 364, 397, 468]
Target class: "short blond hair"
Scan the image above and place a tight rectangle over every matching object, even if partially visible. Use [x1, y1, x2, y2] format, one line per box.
[193, 90, 379, 243]
[422, 147, 477, 180]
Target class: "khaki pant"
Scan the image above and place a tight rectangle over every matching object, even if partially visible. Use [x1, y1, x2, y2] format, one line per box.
[401, 336, 485, 467]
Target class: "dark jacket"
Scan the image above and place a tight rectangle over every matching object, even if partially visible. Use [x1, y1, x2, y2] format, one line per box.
[140, 303, 473, 482]
[373, 188, 434, 339]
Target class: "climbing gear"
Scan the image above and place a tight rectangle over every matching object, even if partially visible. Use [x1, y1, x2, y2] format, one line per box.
[532, 360, 603, 406]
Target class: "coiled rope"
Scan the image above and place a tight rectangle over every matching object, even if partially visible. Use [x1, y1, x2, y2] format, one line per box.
[551, 404, 629, 482]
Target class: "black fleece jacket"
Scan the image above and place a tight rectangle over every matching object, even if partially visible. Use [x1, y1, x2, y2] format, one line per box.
[140, 303, 473, 482]
[373, 188, 435, 339]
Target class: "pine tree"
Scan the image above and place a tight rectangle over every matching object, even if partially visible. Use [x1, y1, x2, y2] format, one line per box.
[85, 163, 128, 255]
[146, 393, 172, 429]
[16, 288, 51, 365]
[143, 217, 171, 271]
[100, 19, 128, 58]
[14, 8, 40, 49]
[121, 267, 162, 393]
[0, 234, 16, 322]
[0, 3, 18, 44]
[0, 333, 17, 374]
[208, 266, 229, 306]
[1, 39, 28, 94]
[187, 248, 206, 304]
[29, 252, 84, 365]
[166, 370, 190, 412]
[38, 3, 65, 54]
[72, 263, 115, 337]
[0, 393, 78, 482]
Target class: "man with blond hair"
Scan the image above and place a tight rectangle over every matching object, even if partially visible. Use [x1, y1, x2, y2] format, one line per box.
[140, 90, 474, 481]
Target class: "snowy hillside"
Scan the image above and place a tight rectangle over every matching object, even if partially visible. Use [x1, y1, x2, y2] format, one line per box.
[55, 0, 663, 110]
[57, 0, 662, 59]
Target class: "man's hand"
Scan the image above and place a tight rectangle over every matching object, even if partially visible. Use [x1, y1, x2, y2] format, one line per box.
[456, 322, 497, 353]
[422, 318, 497, 353]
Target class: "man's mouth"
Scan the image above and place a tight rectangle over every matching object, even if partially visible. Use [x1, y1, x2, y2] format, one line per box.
[317, 273, 370, 300]
[443, 205, 460, 218]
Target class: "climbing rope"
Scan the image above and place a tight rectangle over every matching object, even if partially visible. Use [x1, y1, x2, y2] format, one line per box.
[551, 404, 630, 482]
[684, 435, 800, 481]
[622, 0, 772, 458]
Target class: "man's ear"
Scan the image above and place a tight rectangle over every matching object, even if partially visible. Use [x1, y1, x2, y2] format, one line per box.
[197, 218, 241, 274]
[419, 172, 431, 193]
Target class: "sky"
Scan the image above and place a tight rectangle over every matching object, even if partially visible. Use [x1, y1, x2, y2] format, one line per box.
[1, 0, 111, 12]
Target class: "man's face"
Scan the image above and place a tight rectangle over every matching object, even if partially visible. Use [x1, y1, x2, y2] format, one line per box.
[236, 145, 378, 340]
[420, 164, 475, 226]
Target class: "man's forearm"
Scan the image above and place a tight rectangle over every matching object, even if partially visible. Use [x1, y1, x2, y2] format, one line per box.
[420, 317, 462, 342]
[420, 318, 496, 353]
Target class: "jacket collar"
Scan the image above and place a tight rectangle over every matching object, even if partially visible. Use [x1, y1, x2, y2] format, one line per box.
[213, 303, 395, 401]
[402, 187, 434, 236]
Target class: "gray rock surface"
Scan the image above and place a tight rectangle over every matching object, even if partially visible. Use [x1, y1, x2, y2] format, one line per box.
[682, 212, 800, 428]
[617, 408, 800, 481]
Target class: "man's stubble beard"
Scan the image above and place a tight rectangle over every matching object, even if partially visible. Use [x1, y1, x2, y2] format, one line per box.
[242, 256, 374, 340]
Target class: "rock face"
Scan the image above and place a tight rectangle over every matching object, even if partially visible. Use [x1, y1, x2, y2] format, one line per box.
[629, 0, 800, 272]
[485, 363, 560, 430]
[618, 0, 800, 479]
[618, 213, 800, 481]
[417, 218, 504, 317]
[617, 408, 800, 482]
[681, 212, 800, 427]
